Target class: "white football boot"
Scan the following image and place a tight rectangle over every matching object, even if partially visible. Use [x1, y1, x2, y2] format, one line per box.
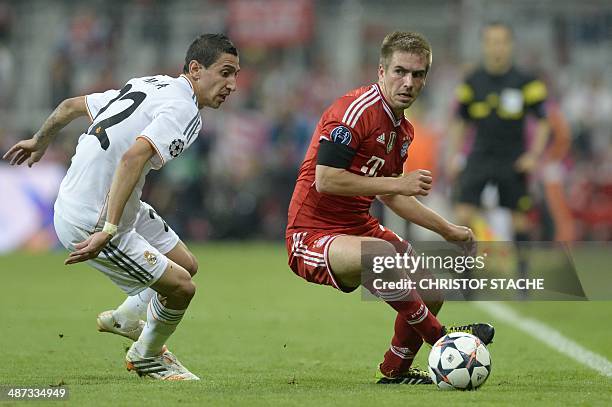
[96, 310, 144, 341]
[125, 343, 200, 380]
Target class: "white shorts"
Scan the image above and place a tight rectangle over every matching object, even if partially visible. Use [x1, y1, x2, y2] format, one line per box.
[54, 201, 180, 295]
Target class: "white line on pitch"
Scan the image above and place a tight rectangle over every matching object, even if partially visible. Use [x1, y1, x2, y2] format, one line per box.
[474, 302, 612, 378]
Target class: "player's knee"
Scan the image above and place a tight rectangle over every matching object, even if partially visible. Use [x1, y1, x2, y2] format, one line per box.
[174, 279, 196, 301]
[376, 240, 398, 258]
[185, 253, 198, 277]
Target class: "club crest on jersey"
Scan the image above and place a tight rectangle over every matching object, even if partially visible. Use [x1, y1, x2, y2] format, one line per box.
[169, 139, 185, 158]
[330, 126, 352, 145]
[143, 250, 157, 266]
[386, 131, 396, 154]
[401, 140, 410, 157]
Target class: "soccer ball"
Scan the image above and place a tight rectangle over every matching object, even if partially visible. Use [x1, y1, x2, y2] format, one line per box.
[428, 332, 491, 390]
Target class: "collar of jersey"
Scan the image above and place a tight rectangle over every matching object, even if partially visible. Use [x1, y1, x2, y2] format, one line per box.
[178, 74, 198, 105]
[374, 83, 403, 127]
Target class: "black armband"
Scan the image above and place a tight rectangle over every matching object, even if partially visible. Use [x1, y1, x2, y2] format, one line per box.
[317, 140, 356, 169]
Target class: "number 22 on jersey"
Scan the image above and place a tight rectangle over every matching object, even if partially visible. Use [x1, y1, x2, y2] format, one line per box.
[87, 84, 146, 150]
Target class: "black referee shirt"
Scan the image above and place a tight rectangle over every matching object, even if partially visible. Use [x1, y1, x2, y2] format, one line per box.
[456, 66, 547, 162]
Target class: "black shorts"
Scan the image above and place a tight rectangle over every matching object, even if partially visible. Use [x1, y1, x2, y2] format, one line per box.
[456, 160, 530, 211]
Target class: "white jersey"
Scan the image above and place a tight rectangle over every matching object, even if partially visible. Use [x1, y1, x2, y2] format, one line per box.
[54, 74, 201, 233]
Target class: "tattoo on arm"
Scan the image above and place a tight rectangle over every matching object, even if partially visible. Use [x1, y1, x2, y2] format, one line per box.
[35, 98, 85, 146]
[35, 109, 63, 144]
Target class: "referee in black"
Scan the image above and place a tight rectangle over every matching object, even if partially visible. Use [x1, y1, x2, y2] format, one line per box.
[447, 21, 550, 286]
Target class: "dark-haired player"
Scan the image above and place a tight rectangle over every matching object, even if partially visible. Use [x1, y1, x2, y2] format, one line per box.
[3, 34, 240, 380]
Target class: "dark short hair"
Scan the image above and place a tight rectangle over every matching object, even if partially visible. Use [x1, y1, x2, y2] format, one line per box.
[182, 34, 238, 73]
[380, 31, 432, 71]
[481, 21, 514, 39]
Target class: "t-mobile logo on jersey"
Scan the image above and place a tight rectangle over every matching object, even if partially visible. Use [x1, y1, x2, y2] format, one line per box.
[360, 156, 385, 177]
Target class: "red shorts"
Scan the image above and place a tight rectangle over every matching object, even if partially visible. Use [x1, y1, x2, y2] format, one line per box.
[286, 224, 410, 293]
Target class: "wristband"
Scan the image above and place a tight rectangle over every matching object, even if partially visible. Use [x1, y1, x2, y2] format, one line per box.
[102, 222, 118, 236]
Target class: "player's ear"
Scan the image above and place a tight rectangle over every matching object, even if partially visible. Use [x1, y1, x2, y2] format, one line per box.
[378, 63, 385, 80]
[188, 60, 202, 80]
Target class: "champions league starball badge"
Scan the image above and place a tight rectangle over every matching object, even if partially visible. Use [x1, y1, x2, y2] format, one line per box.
[330, 126, 352, 145]
[169, 139, 185, 158]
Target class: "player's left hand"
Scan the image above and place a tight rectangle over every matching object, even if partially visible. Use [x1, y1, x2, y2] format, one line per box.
[444, 224, 477, 257]
[443, 224, 474, 242]
[2, 137, 48, 167]
[514, 152, 538, 173]
[65, 232, 112, 265]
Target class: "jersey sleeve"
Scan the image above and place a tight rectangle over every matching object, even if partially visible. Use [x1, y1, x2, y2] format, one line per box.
[84, 89, 121, 121]
[319, 96, 369, 149]
[316, 96, 370, 169]
[455, 81, 475, 121]
[522, 78, 547, 119]
[138, 101, 201, 169]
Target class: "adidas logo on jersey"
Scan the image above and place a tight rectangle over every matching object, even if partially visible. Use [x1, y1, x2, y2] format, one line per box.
[376, 133, 385, 144]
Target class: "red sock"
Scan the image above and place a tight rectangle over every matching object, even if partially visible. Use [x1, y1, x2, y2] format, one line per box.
[384, 288, 443, 345]
[363, 275, 444, 345]
[379, 313, 424, 377]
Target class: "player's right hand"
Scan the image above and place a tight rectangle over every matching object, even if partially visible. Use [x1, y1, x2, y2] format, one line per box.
[396, 169, 432, 196]
[2, 137, 47, 167]
[64, 232, 112, 265]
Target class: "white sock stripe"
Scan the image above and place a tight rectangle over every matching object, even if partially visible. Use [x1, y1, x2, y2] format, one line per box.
[376, 289, 411, 301]
[341, 86, 377, 124]
[347, 95, 381, 128]
[151, 296, 185, 318]
[150, 295, 185, 324]
[150, 304, 183, 323]
[407, 307, 429, 325]
[389, 345, 415, 360]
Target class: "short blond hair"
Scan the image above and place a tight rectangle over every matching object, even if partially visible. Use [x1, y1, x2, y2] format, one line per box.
[380, 31, 432, 71]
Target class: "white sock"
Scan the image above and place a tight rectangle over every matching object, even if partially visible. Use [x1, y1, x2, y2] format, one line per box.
[134, 294, 186, 357]
[113, 288, 156, 327]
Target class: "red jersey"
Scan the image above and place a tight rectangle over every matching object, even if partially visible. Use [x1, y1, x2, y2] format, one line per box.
[287, 83, 415, 235]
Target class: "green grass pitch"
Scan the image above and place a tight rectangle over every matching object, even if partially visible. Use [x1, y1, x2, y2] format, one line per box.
[1, 243, 611, 406]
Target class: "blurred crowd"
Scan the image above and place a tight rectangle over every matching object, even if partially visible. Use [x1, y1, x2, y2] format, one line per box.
[0, 0, 610, 249]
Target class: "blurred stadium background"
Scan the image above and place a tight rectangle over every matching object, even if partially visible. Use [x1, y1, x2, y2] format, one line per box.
[0, 0, 611, 253]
